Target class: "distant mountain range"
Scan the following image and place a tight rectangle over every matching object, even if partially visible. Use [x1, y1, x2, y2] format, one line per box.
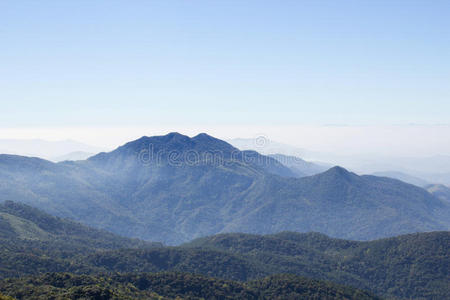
[228, 137, 309, 157]
[268, 153, 331, 177]
[421, 171, 450, 187]
[228, 137, 450, 186]
[0, 138, 104, 162]
[227, 138, 332, 177]
[0, 202, 447, 299]
[51, 151, 95, 162]
[371, 171, 430, 187]
[0, 132, 449, 245]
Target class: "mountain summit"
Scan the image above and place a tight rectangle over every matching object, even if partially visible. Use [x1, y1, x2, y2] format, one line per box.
[0, 133, 448, 244]
[90, 132, 238, 163]
[89, 132, 296, 178]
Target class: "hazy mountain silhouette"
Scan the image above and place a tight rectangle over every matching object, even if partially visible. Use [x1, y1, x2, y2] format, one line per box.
[371, 171, 429, 187]
[426, 184, 450, 204]
[0, 138, 104, 161]
[52, 151, 95, 162]
[268, 153, 330, 177]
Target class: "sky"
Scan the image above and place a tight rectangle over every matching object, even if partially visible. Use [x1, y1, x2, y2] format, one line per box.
[0, 1, 449, 156]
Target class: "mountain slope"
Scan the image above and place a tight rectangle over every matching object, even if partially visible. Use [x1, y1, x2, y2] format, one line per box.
[0, 133, 448, 244]
[0, 201, 159, 278]
[0, 201, 153, 248]
[426, 184, 450, 203]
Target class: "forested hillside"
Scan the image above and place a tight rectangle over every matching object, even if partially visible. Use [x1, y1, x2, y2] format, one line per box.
[0, 205, 447, 299]
[0, 201, 160, 278]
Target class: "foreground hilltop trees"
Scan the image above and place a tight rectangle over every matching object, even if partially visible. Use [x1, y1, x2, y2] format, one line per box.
[0, 293, 13, 300]
[0, 133, 448, 244]
[0, 273, 380, 300]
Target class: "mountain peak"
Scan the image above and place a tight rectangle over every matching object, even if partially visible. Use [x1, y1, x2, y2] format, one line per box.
[327, 166, 351, 174]
[135, 132, 190, 143]
[130, 132, 231, 150]
[319, 166, 356, 181]
[86, 133, 297, 178]
[166, 132, 189, 139]
[193, 132, 210, 138]
[118, 132, 192, 151]
[88, 132, 238, 165]
[192, 132, 214, 140]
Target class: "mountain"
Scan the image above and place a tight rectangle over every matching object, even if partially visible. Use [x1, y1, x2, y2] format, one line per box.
[371, 171, 429, 187]
[88, 132, 295, 178]
[214, 166, 447, 241]
[0, 132, 449, 244]
[268, 153, 330, 177]
[0, 272, 380, 300]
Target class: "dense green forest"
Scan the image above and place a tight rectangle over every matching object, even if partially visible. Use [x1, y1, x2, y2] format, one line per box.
[0, 272, 380, 300]
[0, 202, 448, 299]
[184, 231, 450, 299]
[0, 201, 161, 278]
[0, 293, 14, 300]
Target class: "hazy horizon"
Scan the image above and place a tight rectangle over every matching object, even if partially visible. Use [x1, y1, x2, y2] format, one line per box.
[1, 124, 449, 157]
[1, 1, 449, 177]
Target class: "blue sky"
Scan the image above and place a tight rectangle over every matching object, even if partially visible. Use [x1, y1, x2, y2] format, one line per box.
[1, 0, 449, 128]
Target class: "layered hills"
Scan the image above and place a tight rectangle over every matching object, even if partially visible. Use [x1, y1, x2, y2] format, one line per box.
[0, 132, 448, 244]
